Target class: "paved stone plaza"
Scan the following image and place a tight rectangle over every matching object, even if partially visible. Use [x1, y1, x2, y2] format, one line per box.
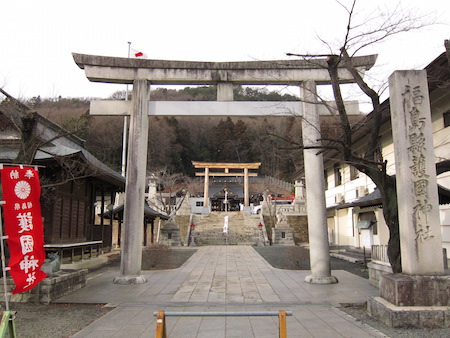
[57, 246, 383, 337]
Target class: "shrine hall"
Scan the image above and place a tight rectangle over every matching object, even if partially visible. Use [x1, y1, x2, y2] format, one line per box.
[192, 161, 261, 212]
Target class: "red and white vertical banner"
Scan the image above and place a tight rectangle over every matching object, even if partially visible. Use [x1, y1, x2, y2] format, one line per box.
[0, 166, 47, 293]
[223, 216, 229, 234]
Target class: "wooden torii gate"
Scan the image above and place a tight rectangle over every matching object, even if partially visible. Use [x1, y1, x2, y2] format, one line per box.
[73, 53, 376, 285]
[192, 161, 261, 208]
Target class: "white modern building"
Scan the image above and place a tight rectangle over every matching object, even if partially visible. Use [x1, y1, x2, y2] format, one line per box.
[322, 46, 450, 261]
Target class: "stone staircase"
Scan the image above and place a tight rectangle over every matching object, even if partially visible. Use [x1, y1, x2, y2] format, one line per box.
[330, 246, 372, 265]
[191, 212, 262, 245]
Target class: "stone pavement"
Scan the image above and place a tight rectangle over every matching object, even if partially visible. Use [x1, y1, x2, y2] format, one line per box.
[56, 246, 384, 337]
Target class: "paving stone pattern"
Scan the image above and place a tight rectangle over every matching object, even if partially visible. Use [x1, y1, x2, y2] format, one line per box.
[56, 246, 384, 337]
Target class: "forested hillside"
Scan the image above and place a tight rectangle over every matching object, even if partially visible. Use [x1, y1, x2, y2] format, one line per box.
[26, 86, 358, 181]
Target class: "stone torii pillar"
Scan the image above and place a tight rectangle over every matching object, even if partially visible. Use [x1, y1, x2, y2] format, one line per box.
[203, 167, 210, 207]
[113, 79, 150, 284]
[243, 168, 249, 207]
[301, 80, 337, 284]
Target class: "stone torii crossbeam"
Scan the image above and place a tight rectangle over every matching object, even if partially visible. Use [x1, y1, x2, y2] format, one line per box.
[73, 53, 376, 285]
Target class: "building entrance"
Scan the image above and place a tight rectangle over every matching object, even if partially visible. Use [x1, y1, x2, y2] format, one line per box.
[211, 186, 242, 212]
[192, 161, 260, 211]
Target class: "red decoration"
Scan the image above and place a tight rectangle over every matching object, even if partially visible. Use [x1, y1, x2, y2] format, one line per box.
[190, 223, 196, 229]
[1, 166, 47, 294]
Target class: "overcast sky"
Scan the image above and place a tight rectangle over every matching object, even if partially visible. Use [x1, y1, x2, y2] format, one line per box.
[1, 0, 449, 100]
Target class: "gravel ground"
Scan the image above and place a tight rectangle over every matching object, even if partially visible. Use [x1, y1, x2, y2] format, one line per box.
[254, 246, 450, 338]
[2, 303, 112, 338]
[339, 303, 450, 338]
[254, 246, 369, 278]
[1, 247, 197, 338]
[2, 246, 449, 337]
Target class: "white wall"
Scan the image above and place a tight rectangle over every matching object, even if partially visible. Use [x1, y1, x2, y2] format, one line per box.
[320, 75, 450, 252]
[440, 204, 450, 259]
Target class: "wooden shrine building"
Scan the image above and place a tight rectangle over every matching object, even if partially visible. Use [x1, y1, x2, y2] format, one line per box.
[192, 161, 261, 209]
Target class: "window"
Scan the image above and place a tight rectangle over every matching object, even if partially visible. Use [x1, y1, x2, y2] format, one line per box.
[196, 201, 204, 207]
[357, 211, 377, 235]
[334, 163, 342, 186]
[444, 110, 450, 128]
[324, 170, 328, 190]
[372, 222, 378, 235]
[350, 165, 359, 181]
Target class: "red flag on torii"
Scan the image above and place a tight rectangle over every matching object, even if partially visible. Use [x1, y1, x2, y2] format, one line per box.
[0, 166, 47, 294]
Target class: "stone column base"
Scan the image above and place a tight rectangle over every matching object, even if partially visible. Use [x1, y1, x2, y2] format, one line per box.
[113, 275, 147, 284]
[368, 296, 450, 328]
[367, 273, 450, 328]
[305, 274, 338, 284]
[380, 273, 450, 306]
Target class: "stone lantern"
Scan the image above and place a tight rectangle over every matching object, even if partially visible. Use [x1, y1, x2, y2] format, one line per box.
[160, 220, 181, 246]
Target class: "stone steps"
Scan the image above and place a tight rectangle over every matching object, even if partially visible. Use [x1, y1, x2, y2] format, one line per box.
[191, 212, 262, 245]
[330, 247, 371, 264]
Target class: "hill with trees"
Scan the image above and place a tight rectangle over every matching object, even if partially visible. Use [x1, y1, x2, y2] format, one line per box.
[25, 86, 360, 181]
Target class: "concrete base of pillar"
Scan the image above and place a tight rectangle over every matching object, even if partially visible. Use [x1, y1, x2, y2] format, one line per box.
[367, 273, 450, 328]
[380, 273, 450, 306]
[113, 275, 147, 285]
[368, 296, 450, 328]
[305, 274, 338, 284]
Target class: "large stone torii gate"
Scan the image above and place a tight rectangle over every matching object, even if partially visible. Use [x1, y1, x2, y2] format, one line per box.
[73, 53, 376, 285]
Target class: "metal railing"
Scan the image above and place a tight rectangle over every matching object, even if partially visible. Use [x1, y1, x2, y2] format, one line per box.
[371, 245, 389, 264]
[252, 176, 294, 192]
[371, 245, 449, 269]
[154, 311, 292, 338]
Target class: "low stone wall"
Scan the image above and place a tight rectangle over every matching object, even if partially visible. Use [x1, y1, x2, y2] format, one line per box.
[262, 215, 308, 245]
[287, 215, 308, 244]
[368, 296, 450, 328]
[271, 228, 294, 246]
[367, 261, 392, 288]
[1, 269, 87, 304]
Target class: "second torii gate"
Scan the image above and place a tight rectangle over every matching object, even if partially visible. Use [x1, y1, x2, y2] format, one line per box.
[73, 53, 376, 286]
[192, 161, 261, 208]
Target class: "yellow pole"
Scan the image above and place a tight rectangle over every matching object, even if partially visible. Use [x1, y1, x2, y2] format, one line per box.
[155, 311, 166, 338]
[279, 310, 287, 338]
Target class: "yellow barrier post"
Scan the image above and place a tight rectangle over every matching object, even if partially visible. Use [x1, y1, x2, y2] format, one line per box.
[155, 311, 166, 338]
[279, 310, 287, 338]
[154, 310, 290, 337]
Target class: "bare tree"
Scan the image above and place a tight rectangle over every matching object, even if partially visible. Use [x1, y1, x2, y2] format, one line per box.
[287, 0, 435, 273]
[147, 169, 188, 217]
